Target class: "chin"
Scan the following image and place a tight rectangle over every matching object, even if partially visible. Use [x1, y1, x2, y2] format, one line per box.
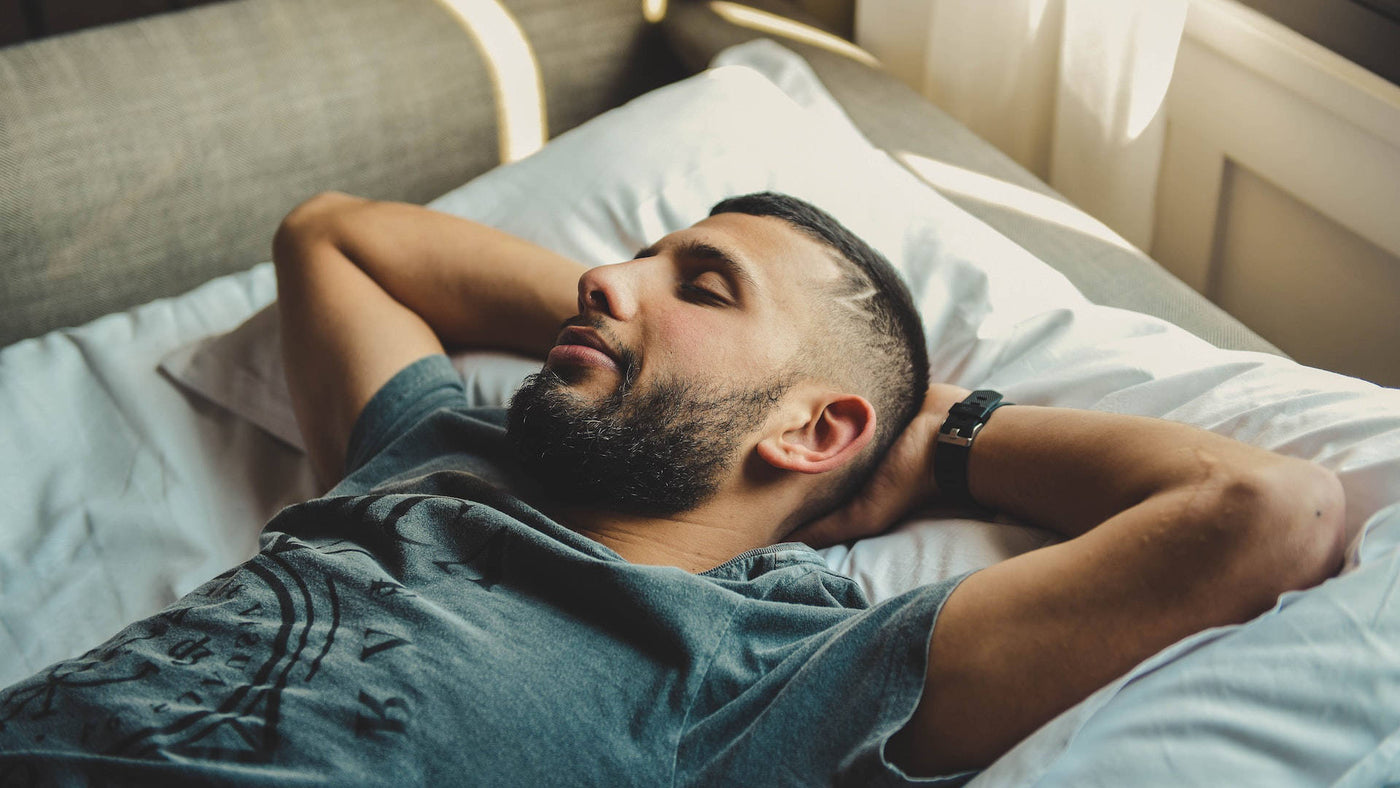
[555, 369, 616, 399]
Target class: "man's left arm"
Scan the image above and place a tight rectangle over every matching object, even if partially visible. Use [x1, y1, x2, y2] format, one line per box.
[793, 386, 1345, 775]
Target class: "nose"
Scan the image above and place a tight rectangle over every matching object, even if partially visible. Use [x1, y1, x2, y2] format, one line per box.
[577, 260, 640, 321]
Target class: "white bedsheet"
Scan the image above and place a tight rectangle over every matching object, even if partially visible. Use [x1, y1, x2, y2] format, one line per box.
[0, 267, 316, 686]
[977, 503, 1400, 787]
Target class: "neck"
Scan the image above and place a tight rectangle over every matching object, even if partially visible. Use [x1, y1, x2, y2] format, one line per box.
[553, 501, 779, 574]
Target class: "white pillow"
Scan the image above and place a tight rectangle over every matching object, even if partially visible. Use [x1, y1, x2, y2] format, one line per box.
[161, 303, 540, 450]
[163, 44, 1091, 592]
[163, 41, 1400, 587]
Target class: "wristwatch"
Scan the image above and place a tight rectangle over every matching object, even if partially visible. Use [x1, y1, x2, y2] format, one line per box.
[933, 390, 1009, 507]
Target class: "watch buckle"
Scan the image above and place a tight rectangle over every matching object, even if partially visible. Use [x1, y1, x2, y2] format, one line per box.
[937, 421, 985, 447]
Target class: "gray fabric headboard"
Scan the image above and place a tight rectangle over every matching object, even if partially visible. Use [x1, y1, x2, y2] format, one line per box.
[0, 0, 684, 346]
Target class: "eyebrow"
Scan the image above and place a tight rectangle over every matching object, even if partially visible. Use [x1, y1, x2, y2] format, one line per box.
[635, 239, 760, 294]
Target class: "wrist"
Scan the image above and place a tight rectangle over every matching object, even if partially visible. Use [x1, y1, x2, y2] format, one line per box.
[914, 384, 971, 499]
[927, 384, 973, 423]
[932, 388, 1010, 508]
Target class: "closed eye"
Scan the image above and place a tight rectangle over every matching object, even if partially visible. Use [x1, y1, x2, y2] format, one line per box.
[678, 281, 728, 305]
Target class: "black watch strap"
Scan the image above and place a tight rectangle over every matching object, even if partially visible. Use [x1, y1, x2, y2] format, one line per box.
[934, 390, 1009, 507]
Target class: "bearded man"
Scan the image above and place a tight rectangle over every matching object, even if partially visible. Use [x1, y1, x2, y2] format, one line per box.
[0, 191, 1343, 786]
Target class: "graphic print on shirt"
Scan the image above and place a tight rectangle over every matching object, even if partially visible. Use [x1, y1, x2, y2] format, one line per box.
[0, 493, 508, 765]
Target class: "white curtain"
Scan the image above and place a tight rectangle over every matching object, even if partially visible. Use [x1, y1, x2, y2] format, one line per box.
[857, 0, 1188, 251]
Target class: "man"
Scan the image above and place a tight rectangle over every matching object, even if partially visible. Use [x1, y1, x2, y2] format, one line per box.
[0, 191, 1343, 785]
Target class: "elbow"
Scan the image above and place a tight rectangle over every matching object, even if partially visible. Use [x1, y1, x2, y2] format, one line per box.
[272, 191, 363, 265]
[1285, 461, 1347, 585]
[1224, 459, 1346, 601]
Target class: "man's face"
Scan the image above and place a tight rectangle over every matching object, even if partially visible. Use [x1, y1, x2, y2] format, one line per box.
[507, 213, 844, 516]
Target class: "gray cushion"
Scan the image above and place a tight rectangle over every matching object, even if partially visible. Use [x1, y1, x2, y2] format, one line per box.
[0, 0, 682, 346]
[662, 0, 1282, 356]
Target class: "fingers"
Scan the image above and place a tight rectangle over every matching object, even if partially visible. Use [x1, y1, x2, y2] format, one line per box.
[789, 505, 878, 549]
[790, 416, 939, 548]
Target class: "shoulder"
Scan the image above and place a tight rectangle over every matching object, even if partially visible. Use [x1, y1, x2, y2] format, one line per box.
[331, 355, 519, 496]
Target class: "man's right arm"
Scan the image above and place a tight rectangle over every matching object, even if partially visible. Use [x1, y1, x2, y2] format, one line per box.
[793, 387, 1346, 775]
[272, 192, 585, 488]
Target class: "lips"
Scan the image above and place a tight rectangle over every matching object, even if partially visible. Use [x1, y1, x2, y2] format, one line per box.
[556, 327, 617, 360]
[549, 326, 621, 372]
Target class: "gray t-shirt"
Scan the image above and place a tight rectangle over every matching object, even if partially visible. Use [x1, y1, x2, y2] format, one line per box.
[0, 355, 973, 786]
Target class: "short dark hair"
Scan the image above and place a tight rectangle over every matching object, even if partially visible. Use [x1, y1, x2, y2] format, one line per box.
[709, 192, 929, 522]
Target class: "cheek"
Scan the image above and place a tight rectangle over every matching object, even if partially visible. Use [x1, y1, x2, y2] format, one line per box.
[650, 308, 721, 364]
[647, 308, 779, 378]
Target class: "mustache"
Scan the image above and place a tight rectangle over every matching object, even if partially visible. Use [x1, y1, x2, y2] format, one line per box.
[558, 314, 641, 393]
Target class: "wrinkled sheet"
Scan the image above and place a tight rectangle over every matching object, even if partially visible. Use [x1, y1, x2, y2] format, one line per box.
[0, 269, 316, 687]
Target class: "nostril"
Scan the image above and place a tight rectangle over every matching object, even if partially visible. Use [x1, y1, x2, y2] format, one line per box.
[577, 264, 628, 319]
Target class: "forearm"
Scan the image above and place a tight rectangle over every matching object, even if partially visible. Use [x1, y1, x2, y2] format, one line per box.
[274, 191, 584, 356]
[891, 394, 1346, 775]
[902, 467, 1344, 774]
[953, 397, 1330, 539]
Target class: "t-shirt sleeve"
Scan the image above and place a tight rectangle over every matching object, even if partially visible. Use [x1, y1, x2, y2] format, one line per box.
[680, 571, 979, 787]
[341, 353, 468, 481]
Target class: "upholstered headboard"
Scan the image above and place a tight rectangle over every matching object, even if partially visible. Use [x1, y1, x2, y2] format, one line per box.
[0, 0, 685, 346]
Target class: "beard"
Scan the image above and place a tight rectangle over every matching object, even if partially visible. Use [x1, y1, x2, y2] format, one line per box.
[506, 349, 791, 518]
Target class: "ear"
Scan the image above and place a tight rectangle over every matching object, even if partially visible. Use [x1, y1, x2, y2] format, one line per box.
[755, 394, 877, 474]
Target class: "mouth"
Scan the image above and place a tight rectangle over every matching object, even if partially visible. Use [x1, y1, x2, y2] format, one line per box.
[548, 326, 621, 372]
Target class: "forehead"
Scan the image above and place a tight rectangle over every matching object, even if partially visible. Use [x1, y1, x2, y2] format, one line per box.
[669, 212, 844, 299]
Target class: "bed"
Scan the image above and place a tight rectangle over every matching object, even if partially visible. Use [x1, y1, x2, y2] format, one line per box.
[2, 1, 1399, 784]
